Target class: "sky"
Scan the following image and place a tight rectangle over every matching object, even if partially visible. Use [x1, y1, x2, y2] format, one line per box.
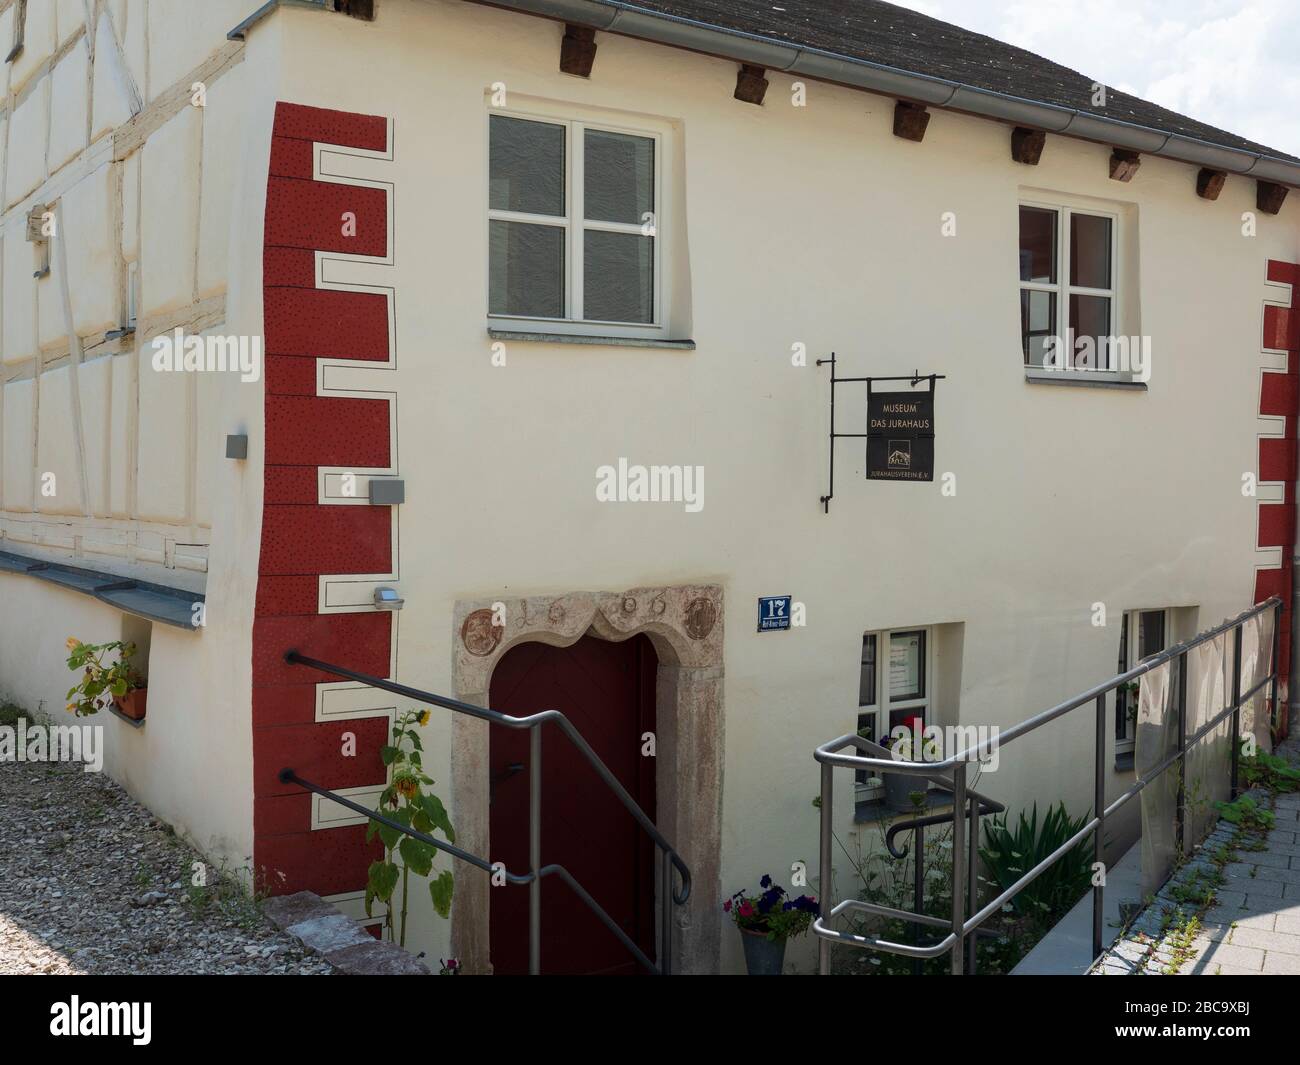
[890, 0, 1300, 158]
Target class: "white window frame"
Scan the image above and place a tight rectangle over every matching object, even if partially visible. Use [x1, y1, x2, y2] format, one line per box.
[486, 101, 669, 340]
[1020, 198, 1124, 382]
[856, 626, 934, 801]
[1116, 608, 1171, 753]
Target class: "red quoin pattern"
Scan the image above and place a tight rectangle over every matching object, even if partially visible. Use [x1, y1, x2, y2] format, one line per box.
[1258, 259, 1300, 737]
[253, 102, 394, 897]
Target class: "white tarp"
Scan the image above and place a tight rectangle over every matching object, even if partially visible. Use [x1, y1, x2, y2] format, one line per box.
[1182, 634, 1232, 848]
[1136, 659, 1177, 899]
[1137, 612, 1274, 897]
[1240, 609, 1276, 755]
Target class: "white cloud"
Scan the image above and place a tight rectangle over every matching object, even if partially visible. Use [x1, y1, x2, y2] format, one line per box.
[891, 0, 1300, 156]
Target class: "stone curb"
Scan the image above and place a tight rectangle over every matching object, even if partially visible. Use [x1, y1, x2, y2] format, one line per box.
[262, 891, 430, 975]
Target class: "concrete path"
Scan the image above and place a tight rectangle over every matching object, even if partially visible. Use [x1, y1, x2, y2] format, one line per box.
[1188, 785, 1300, 975]
[1013, 840, 1141, 975]
[1093, 732, 1300, 975]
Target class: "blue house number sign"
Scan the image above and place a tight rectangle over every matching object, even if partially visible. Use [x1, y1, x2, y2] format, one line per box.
[758, 596, 792, 632]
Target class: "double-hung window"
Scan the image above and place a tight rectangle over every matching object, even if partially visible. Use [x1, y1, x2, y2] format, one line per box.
[488, 111, 663, 336]
[1019, 202, 1117, 373]
[856, 628, 931, 799]
[1115, 608, 1169, 754]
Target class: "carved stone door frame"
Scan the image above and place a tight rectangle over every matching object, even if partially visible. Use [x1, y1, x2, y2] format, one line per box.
[449, 584, 724, 974]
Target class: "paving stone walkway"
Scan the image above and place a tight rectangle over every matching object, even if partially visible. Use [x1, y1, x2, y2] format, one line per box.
[1094, 733, 1300, 975]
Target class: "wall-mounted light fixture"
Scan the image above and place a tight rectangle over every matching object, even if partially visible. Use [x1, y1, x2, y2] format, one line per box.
[373, 587, 404, 611]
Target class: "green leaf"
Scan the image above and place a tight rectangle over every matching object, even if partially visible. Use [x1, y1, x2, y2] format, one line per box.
[399, 836, 435, 877]
[419, 793, 456, 843]
[380, 745, 401, 766]
[430, 870, 454, 919]
[368, 860, 399, 903]
[408, 732, 423, 752]
[376, 820, 403, 851]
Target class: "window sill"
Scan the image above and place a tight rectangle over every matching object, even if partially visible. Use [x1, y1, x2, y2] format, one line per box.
[106, 702, 146, 729]
[855, 787, 952, 823]
[488, 328, 695, 351]
[1024, 371, 1147, 391]
[0, 549, 203, 629]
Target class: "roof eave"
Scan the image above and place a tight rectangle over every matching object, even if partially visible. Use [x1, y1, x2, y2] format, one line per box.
[473, 0, 1300, 188]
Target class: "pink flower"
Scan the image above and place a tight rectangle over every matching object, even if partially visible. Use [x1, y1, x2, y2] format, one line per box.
[739, 900, 755, 918]
[723, 899, 732, 913]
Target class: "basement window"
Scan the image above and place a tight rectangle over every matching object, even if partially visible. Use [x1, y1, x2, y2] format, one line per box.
[856, 628, 931, 803]
[1115, 608, 1169, 757]
[487, 107, 672, 341]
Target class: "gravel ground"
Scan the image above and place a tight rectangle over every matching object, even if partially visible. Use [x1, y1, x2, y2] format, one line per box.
[0, 741, 334, 975]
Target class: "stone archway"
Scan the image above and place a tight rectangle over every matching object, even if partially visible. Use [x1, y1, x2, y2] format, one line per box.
[449, 584, 723, 974]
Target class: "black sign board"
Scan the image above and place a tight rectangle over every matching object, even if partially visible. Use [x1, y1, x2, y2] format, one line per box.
[866, 387, 934, 481]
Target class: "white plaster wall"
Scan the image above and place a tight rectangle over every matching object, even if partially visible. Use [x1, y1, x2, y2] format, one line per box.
[139, 103, 199, 317]
[0, 0, 269, 890]
[271, 0, 1300, 972]
[0, 0, 252, 579]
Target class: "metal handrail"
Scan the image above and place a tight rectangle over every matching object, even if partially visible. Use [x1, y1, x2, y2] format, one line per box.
[885, 788, 1004, 860]
[281, 649, 691, 975]
[813, 596, 1283, 975]
[279, 769, 660, 974]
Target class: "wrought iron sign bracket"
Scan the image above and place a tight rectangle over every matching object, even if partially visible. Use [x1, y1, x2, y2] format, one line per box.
[815, 353, 946, 513]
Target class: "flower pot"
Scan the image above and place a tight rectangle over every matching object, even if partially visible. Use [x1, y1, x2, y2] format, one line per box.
[113, 688, 148, 721]
[884, 771, 925, 812]
[739, 927, 787, 975]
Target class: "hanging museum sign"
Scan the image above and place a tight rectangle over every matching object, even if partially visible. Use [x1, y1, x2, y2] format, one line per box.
[814, 355, 945, 511]
[866, 387, 935, 482]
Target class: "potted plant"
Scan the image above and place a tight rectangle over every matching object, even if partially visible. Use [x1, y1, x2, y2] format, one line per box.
[723, 874, 817, 974]
[883, 715, 938, 812]
[65, 638, 147, 720]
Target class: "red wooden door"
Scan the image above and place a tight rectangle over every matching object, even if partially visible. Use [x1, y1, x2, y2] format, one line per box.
[489, 633, 658, 975]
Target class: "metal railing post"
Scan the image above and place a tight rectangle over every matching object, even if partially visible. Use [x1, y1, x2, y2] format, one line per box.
[1231, 625, 1243, 799]
[660, 850, 672, 975]
[1092, 692, 1105, 960]
[1270, 601, 1282, 736]
[529, 727, 542, 976]
[1175, 651, 1188, 858]
[966, 789, 979, 974]
[912, 821, 924, 976]
[949, 761, 967, 975]
[818, 761, 833, 975]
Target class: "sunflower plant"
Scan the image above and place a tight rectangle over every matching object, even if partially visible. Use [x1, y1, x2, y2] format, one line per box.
[64, 638, 144, 716]
[365, 708, 455, 948]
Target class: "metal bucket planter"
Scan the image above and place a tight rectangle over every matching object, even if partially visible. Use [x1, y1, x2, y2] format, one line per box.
[884, 771, 925, 812]
[739, 927, 787, 975]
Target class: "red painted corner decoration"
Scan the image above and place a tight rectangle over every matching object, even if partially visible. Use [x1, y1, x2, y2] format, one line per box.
[253, 102, 394, 898]
[1257, 259, 1300, 735]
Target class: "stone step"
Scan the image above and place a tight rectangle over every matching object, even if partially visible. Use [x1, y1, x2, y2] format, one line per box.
[261, 891, 430, 975]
